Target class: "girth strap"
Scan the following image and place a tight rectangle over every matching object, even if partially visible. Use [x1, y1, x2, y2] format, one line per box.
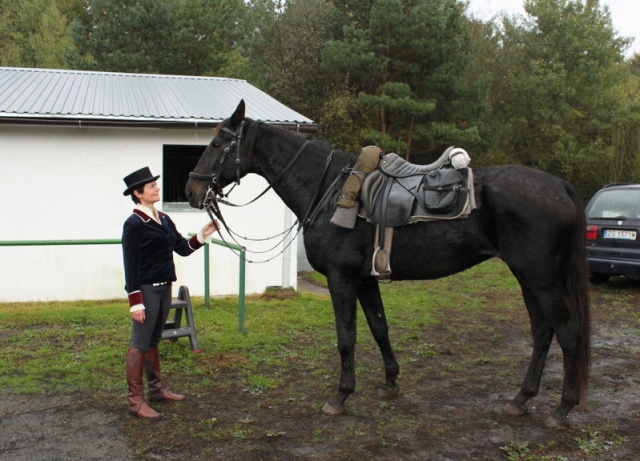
[378, 177, 393, 250]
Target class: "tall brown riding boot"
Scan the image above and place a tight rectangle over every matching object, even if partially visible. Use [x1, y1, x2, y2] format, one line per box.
[144, 345, 185, 402]
[126, 346, 160, 418]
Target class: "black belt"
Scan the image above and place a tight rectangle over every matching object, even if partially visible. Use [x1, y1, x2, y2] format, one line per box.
[152, 282, 169, 287]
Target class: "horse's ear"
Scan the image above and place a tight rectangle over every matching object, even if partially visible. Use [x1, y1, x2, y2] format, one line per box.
[230, 100, 245, 128]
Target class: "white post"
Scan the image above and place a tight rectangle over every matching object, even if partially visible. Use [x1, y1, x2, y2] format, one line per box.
[281, 206, 293, 288]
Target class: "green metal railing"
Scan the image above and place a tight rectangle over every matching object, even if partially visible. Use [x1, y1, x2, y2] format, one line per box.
[199, 236, 247, 334]
[0, 239, 122, 246]
[0, 238, 247, 333]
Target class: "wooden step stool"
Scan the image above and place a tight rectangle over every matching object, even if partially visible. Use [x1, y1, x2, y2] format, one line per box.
[161, 285, 200, 353]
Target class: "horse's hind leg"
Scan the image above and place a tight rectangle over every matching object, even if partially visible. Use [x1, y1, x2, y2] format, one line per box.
[506, 286, 582, 428]
[504, 287, 554, 417]
[546, 322, 583, 428]
[358, 280, 400, 398]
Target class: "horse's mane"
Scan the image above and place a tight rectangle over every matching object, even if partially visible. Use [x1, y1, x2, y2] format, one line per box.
[248, 117, 357, 164]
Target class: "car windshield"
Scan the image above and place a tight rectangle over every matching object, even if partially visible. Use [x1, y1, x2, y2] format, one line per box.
[587, 189, 640, 219]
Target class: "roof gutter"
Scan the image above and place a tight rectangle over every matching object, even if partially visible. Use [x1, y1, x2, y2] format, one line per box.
[0, 116, 319, 133]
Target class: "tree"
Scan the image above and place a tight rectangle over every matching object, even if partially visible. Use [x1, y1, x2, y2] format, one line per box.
[167, 0, 249, 77]
[242, 0, 340, 121]
[69, 0, 247, 76]
[0, 0, 78, 68]
[486, 0, 635, 197]
[321, 0, 487, 161]
[69, 0, 175, 73]
[602, 58, 640, 189]
[457, 16, 499, 164]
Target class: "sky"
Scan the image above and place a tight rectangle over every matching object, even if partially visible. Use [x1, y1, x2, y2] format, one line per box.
[466, 0, 639, 58]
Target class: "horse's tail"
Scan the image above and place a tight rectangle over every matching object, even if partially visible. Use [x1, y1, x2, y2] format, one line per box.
[565, 183, 591, 403]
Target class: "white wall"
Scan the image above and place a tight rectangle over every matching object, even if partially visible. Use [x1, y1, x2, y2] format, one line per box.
[297, 235, 313, 272]
[0, 124, 297, 302]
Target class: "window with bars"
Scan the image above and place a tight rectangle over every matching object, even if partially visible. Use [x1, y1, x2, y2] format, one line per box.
[162, 145, 206, 207]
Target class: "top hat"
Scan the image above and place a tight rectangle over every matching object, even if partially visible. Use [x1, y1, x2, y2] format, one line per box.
[123, 167, 160, 196]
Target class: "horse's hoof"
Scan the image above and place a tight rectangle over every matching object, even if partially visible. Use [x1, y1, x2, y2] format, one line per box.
[503, 401, 528, 416]
[322, 402, 345, 415]
[545, 414, 569, 429]
[378, 384, 399, 399]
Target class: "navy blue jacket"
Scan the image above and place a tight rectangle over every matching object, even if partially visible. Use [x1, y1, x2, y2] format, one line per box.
[122, 209, 203, 307]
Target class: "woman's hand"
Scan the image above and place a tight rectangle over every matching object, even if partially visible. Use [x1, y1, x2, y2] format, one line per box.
[202, 219, 220, 237]
[132, 309, 145, 324]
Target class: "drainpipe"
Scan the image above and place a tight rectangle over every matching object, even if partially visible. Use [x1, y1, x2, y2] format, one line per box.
[281, 207, 293, 288]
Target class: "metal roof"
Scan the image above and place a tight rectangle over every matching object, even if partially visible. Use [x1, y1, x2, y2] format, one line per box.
[0, 67, 315, 130]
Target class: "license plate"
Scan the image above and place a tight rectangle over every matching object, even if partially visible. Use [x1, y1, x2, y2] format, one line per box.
[603, 229, 637, 240]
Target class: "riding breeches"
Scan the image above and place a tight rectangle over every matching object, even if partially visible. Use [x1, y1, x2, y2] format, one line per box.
[130, 283, 172, 352]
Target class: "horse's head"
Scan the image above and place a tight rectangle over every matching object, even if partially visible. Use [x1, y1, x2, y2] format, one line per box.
[185, 100, 249, 209]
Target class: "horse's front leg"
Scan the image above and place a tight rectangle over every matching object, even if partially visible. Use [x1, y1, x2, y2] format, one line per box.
[322, 275, 359, 415]
[358, 280, 399, 399]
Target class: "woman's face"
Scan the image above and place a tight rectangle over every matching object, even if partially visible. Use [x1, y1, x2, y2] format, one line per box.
[135, 181, 161, 206]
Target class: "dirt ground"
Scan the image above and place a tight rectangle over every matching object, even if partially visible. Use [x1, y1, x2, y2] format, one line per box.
[1, 277, 639, 461]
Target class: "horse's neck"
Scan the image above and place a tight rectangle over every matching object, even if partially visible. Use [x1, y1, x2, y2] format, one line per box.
[252, 128, 348, 221]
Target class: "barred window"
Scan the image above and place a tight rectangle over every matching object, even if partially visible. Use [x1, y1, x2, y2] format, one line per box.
[162, 145, 206, 206]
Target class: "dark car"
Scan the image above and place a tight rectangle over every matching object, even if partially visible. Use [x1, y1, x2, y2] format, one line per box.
[585, 183, 640, 283]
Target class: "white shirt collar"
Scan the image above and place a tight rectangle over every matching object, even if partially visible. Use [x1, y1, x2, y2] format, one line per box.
[135, 204, 160, 223]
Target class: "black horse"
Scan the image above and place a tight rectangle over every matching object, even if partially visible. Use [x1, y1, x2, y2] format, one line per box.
[185, 100, 590, 428]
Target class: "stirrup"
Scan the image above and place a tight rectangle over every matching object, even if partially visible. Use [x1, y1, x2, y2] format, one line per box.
[371, 247, 391, 278]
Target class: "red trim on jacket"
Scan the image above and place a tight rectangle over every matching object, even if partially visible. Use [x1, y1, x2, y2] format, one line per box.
[128, 290, 143, 307]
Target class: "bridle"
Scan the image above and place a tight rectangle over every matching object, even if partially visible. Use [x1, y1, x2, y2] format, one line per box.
[188, 121, 247, 224]
[189, 120, 313, 224]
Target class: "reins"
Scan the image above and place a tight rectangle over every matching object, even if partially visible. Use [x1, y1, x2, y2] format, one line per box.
[301, 163, 353, 232]
[299, 149, 336, 229]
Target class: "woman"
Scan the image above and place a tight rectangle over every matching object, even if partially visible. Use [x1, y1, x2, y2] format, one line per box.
[121, 166, 218, 418]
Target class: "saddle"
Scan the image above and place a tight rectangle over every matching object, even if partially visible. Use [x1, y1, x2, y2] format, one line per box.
[330, 146, 475, 278]
[360, 152, 473, 226]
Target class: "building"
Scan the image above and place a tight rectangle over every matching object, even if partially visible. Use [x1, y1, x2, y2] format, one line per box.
[0, 67, 316, 302]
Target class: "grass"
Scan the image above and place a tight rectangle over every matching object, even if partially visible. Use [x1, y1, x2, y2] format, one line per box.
[0, 259, 520, 396]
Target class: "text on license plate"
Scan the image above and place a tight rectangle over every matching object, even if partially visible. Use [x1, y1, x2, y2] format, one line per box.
[603, 229, 637, 240]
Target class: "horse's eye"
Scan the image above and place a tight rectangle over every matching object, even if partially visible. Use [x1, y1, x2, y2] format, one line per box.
[212, 139, 221, 147]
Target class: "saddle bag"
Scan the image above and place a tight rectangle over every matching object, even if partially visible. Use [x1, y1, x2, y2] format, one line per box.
[421, 169, 464, 213]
